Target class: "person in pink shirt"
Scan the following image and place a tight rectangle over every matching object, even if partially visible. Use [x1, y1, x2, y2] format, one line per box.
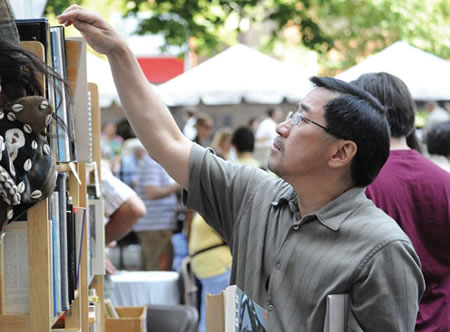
[354, 72, 450, 332]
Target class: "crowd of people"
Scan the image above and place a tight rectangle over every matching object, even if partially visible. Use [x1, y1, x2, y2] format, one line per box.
[0, 1, 448, 331]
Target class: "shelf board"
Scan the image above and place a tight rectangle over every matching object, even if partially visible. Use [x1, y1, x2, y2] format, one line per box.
[0, 314, 30, 332]
[52, 311, 65, 326]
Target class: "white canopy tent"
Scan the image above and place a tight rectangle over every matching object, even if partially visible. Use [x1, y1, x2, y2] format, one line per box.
[336, 41, 450, 101]
[158, 44, 313, 106]
[87, 53, 119, 108]
[86, 53, 172, 108]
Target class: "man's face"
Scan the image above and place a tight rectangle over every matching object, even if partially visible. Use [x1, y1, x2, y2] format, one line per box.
[268, 87, 339, 179]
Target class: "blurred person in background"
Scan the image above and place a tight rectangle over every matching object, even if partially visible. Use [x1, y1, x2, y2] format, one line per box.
[117, 138, 147, 189]
[101, 157, 146, 298]
[210, 127, 233, 160]
[354, 72, 450, 332]
[254, 106, 283, 164]
[193, 113, 213, 147]
[425, 121, 450, 172]
[134, 150, 181, 271]
[182, 108, 197, 140]
[247, 116, 260, 134]
[255, 106, 282, 147]
[231, 126, 260, 168]
[101, 120, 123, 160]
[423, 101, 449, 140]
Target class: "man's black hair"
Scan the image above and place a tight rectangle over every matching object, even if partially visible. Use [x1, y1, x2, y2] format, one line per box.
[310, 76, 391, 187]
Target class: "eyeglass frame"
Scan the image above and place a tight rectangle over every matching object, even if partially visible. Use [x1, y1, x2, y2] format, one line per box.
[285, 111, 347, 140]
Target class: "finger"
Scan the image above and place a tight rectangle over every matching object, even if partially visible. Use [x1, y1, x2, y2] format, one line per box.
[58, 8, 101, 28]
[57, 4, 82, 23]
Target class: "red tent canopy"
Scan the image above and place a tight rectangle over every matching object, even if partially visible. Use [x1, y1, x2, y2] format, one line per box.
[137, 57, 184, 84]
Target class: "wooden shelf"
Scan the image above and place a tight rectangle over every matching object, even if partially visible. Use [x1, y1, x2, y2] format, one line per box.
[0, 314, 29, 332]
[0, 39, 105, 332]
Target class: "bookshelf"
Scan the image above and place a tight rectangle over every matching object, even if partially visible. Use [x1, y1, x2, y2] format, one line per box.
[0, 33, 105, 332]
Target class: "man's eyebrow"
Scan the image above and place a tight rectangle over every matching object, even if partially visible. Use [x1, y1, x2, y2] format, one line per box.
[298, 103, 311, 113]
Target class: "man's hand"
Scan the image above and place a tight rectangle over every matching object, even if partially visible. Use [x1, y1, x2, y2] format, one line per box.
[105, 256, 117, 275]
[57, 5, 124, 55]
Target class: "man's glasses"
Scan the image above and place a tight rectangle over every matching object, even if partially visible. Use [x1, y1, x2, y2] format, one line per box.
[285, 111, 347, 140]
[285, 111, 328, 131]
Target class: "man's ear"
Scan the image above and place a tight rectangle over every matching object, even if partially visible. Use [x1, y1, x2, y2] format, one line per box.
[328, 140, 357, 168]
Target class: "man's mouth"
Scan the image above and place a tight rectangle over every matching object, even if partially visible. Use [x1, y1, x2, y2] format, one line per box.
[273, 138, 284, 152]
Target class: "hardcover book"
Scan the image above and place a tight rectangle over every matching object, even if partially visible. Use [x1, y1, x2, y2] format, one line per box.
[206, 284, 267, 332]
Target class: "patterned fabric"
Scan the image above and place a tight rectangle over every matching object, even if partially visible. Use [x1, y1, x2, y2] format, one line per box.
[0, 0, 19, 45]
[134, 154, 177, 232]
[101, 161, 137, 219]
[0, 96, 57, 234]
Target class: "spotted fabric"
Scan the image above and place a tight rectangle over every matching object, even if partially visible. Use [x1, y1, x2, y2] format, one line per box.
[0, 95, 57, 234]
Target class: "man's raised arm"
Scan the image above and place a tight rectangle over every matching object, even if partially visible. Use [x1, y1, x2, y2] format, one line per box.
[58, 5, 192, 188]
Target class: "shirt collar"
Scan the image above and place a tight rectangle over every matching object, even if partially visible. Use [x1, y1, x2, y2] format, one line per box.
[272, 184, 368, 231]
[314, 187, 367, 231]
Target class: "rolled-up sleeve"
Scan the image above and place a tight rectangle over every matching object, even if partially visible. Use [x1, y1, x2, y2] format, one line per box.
[349, 239, 425, 332]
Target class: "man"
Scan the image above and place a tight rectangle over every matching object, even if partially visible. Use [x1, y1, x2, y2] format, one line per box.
[353, 72, 450, 332]
[193, 112, 213, 147]
[101, 161, 146, 274]
[58, 7, 425, 331]
[255, 106, 283, 147]
[134, 147, 181, 271]
[255, 106, 282, 163]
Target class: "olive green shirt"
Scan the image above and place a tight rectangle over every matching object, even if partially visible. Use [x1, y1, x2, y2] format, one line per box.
[184, 144, 425, 331]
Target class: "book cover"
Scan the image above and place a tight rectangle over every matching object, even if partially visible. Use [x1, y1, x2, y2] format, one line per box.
[56, 173, 70, 311]
[88, 199, 105, 277]
[226, 285, 267, 332]
[66, 38, 91, 162]
[50, 26, 72, 162]
[206, 284, 267, 332]
[66, 196, 76, 304]
[323, 294, 349, 332]
[74, 206, 86, 288]
[15, 18, 50, 62]
[1, 221, 29, 314]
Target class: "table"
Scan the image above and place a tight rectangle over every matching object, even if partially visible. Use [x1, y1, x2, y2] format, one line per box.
[110, 271, 180, 307]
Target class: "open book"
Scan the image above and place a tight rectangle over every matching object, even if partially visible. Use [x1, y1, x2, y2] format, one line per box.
[206, 284, 267, 332]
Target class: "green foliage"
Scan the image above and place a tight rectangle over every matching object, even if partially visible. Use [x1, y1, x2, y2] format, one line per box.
[124, 0, 333, 56]
[44, 0, 84, 16]
[46, 0, 449, 73]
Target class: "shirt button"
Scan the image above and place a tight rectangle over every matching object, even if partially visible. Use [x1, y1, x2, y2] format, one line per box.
[275, 263, 281, 270]
[292, 225, 300, 230]
[268, 304, 274, 311]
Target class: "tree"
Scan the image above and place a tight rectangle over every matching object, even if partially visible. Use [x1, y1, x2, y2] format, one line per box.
[46, 0, 449, 73]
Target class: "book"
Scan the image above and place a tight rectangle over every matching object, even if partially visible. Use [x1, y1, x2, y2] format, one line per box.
[56, 173, 70, 311]
[88, 199, 105, 277]
[66, 196, 76, 304]
[206, 284, 267, 332]
[15, 18, 50, 63]
[66, 38, 91, 162]
[0, 221, 29, 314]
[323, 294, 349, 332]
[74, 206, 86, 288]
[50, 25, 72, 162]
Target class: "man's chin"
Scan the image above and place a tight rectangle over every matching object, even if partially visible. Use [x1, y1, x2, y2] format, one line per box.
[267, 157, 280, 175]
